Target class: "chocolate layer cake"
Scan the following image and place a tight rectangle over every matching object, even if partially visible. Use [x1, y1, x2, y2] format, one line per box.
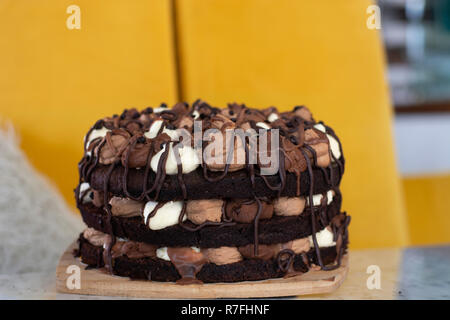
[74, 100, 350, 284]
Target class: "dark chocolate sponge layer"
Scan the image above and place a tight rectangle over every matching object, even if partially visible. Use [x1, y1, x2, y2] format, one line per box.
[77, 234, 344, 283]
[79, 193, 342, 248]
[88, 162, 343, 201]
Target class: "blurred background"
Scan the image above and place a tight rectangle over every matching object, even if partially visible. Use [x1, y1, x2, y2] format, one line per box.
[380, 0, 450, 245]
[0, 0, 449, 261]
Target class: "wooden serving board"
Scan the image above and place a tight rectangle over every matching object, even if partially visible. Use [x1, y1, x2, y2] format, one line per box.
[56, 241, 348, 298]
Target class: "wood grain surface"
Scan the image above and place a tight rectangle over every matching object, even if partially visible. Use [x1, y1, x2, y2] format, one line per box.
[56, 242, 348, 298]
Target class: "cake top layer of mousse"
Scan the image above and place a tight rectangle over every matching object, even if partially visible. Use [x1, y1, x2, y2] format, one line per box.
[78, 100, 344, 201]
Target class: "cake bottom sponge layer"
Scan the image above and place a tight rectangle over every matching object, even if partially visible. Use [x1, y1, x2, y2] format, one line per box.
[76, 233, 347, 284]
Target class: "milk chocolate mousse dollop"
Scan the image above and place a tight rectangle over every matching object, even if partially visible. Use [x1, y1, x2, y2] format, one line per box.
[186, 199, 224, 225]
[83, 228, 111, 247]
[121, 139, 152, 168]
[112, 241, 157, 259]
[238, 243, 280, 260]
[210, 113, 234, 130]
[304, 128, 331, 168]
[239, 108, 266, 124]
[220, 103, 243, 121]
[171, 102, 195, 130]
[204, 121, 246, 172]
[225, 199, 273, 223]
[293, 106, 313, 122]
[177, 116, 194, 131]
[290, 237, 311, 253]
[273, 197, 306, 216]
[281, 137, 307, 174]
[98, 129, 131, 165]
[279, 105, 313, 123]
[193, 100, 218, 119]
[202, 247, 243, 265]
[138, 112, 152, 128]
[238, 237, 310, 260]
[171, 101, 190, 117]
[109, 196, 144, 217]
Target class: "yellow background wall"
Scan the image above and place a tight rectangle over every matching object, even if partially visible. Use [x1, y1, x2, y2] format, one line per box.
[403, 175, 450, 245]
[175, 0, 409, 249]
[0, 0, 423, 249]
[0, 0, 178, 206]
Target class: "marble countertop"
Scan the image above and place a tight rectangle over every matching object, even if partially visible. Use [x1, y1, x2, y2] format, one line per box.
[1, 244, 449, 300]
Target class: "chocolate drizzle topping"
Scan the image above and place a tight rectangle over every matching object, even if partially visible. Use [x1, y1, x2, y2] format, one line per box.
[166, 247, 207, 284]
[103, 162, 117, 273]
[173, 137, 188, 199]
[253, 197, 263, 256]
[276, 249, 296, 273]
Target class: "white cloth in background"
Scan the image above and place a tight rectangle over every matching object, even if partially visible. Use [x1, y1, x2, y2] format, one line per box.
[0, 124, 84, 275]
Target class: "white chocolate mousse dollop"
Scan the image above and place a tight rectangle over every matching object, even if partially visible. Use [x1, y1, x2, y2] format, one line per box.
[256, 122, 271, 130]
[153, 105, 169, 113]
[273, 197, 306, 216]
[144, 119, 164, 139]
[313, 123, 341, 160]
[192, 110, 200, 120]
[85, 126, 110, 152]
[143, 200, 186, 230]
[203, 247, 243, 265]
[109, 196, 144, 217]
[144, 120, 179, 140]
[186, 199, 224, 225]
[267, 112, 279, 122]
[150, 142, 200, 175]
[309, 227, 336, 248]
[156, 247, 170, 261]
[306, 190, 335, 206]
[78, 182, 93, 204]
